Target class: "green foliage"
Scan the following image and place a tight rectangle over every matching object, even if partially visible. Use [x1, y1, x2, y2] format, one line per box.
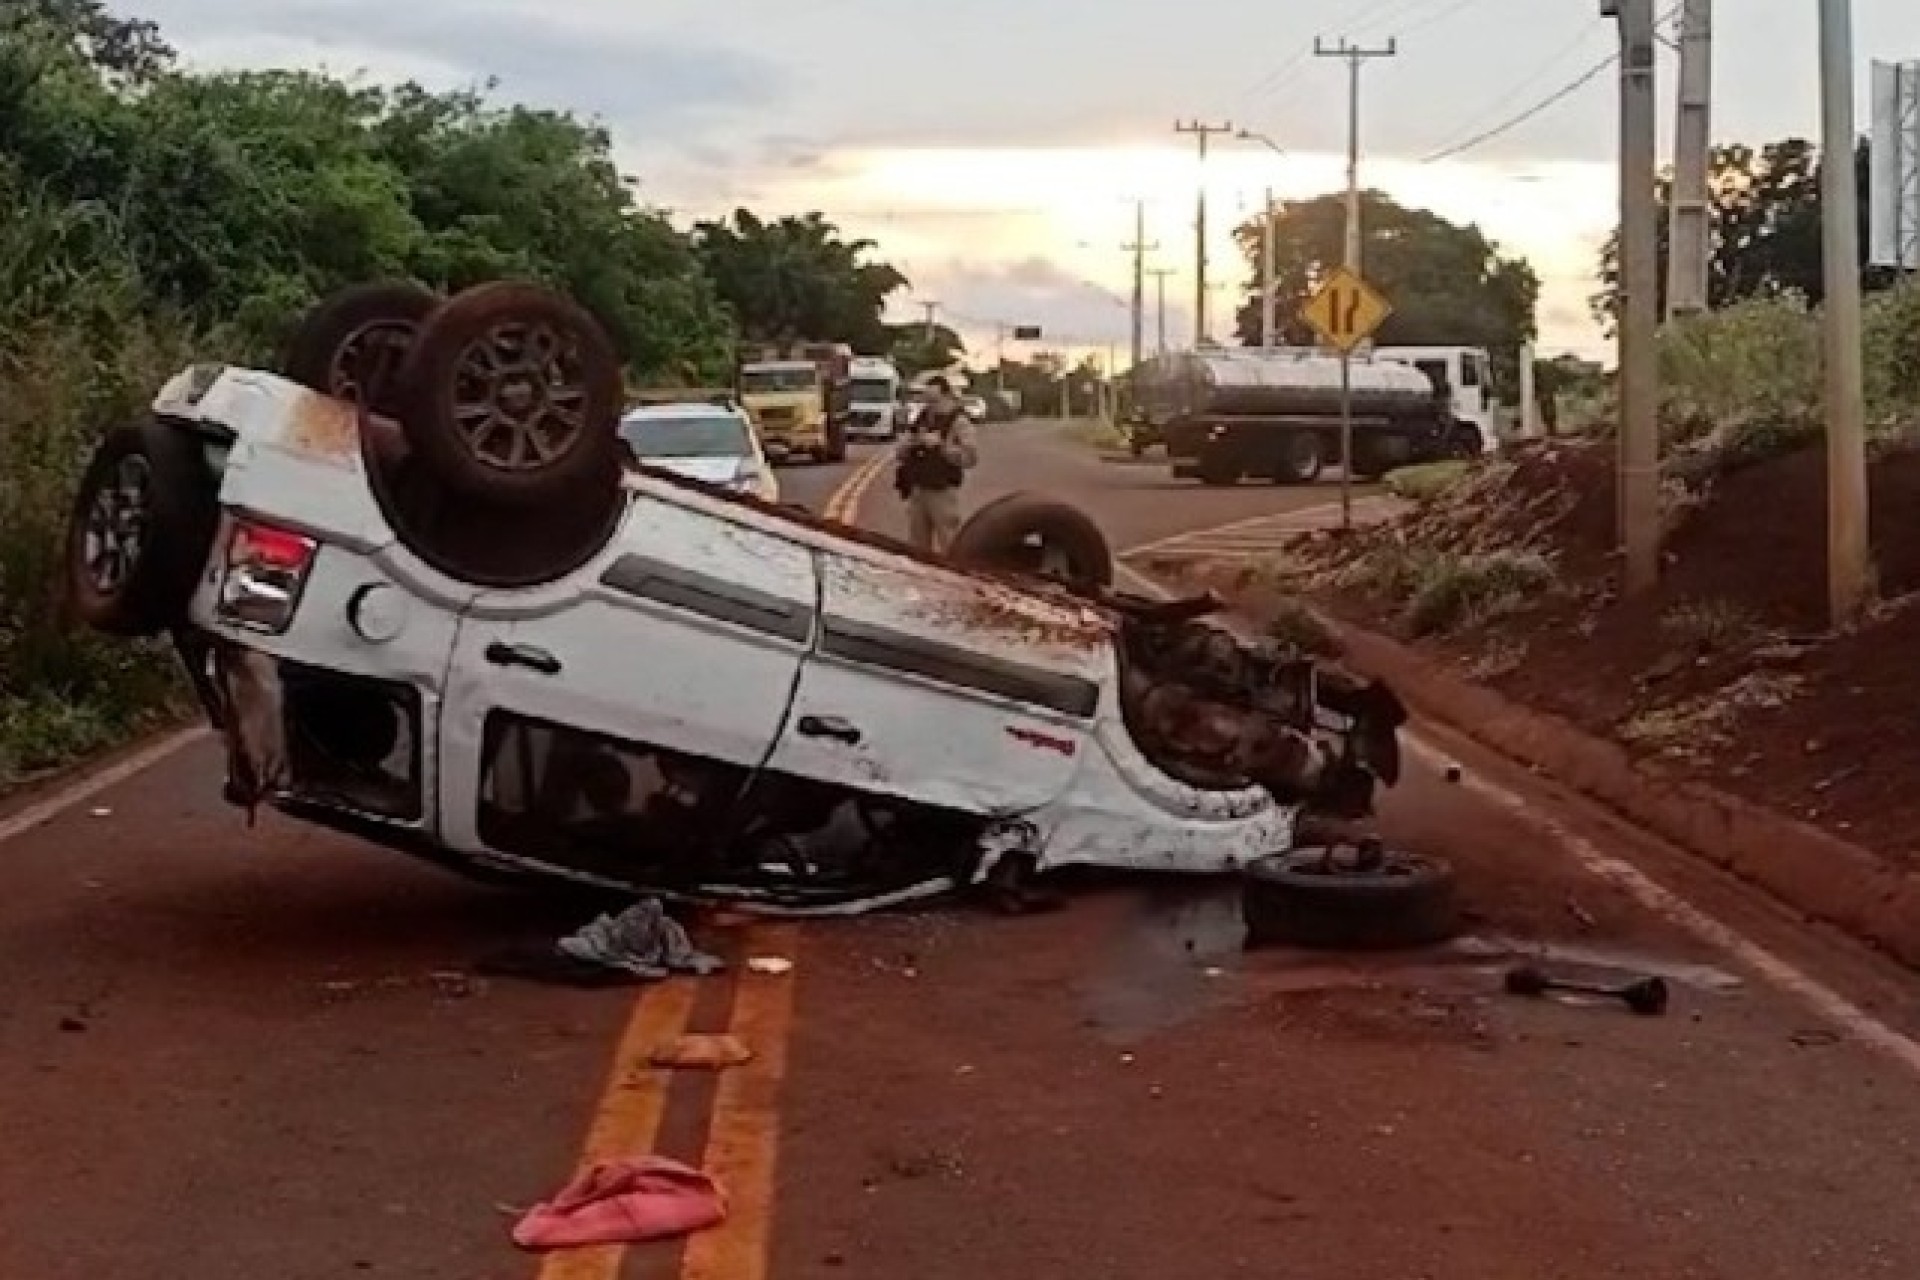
[1654, 278, 1920, 479]
[693, 210, 909, 356]
[1592, 137, 1900, 333]
[1401, 549, 1556, 637]
[0, 0, 907, 786]
[1231, 191, 1540, 393]
[1383, 460, 1469, 503]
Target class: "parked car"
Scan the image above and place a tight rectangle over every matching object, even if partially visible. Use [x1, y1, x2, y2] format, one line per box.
[60, 280, 1408, 916]
[618, 399, 779, 504]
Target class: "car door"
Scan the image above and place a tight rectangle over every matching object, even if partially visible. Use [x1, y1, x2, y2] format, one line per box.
[758, 546, 1114, 815]
[435, 489, 819, 870]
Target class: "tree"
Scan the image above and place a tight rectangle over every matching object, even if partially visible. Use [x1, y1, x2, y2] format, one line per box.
[1590, 137, 1896, 329]
[888, 321, 966, 377]
[691, 210, 909, 354]
[1232, 191, 1540, 393]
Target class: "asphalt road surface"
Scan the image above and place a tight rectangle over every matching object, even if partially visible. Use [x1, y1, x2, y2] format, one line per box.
[4, 422, 1920, 1280]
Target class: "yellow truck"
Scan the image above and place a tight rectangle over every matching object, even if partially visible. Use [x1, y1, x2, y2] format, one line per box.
[736, 342, 852, 464]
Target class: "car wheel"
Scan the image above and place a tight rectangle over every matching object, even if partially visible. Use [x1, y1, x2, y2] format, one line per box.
[280, 281, 442, 417]
[64, 418, 222, 638]
[948, 491, 1114, 591]
[394, 281, 624, 510]
[1241, 844, 1460, 950]
[1275, 431, 1325, 484]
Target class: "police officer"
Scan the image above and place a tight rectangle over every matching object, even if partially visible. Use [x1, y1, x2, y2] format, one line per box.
[893, 375, 978, 553]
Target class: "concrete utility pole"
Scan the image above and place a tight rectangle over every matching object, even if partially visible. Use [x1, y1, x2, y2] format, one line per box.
[1603, 0, 1661, 596]
[1667, 0, 1713, 319]
[1147, 267, 1175, 354]
[1261, 188, 1278, 347]
[1123, 200, 1159, 370]
[1173, 120, 1234, 343]
[1818, 0, 1871, 625]
[1314, 37, 1397, 272]
[919, 300, 940, 347]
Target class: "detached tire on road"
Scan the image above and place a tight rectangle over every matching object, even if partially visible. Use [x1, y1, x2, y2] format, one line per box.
[395, 281, 625, 510]
[280, 281, 441, 417]
[1241, 847, 1460, 950]
[948, 491, 1114, 591]
[64, 418, 222, 638]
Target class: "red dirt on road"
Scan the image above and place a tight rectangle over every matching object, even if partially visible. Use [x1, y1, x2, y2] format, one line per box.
[1167, 436, 1920, 868]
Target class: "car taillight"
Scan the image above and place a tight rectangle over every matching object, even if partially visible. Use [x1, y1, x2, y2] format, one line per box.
[217, 518, 318, 633]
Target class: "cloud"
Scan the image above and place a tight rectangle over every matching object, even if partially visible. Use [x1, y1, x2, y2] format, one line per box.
[146, 0, 789, 143]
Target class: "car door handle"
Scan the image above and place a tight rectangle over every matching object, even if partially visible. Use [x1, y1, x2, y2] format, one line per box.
[796, 714, 862, 745]
[484, 641, 561, 675]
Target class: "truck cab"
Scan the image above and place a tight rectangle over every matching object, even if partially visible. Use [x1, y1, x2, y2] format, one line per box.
[738, 342, 853, 463]
[1370, 346, 1498, 454]
[847, 356, 902, 440]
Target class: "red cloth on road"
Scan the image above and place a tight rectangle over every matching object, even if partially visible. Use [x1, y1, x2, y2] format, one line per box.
[511, 1157, 727, 1250]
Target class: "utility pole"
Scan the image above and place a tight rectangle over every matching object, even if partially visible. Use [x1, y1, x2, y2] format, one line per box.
[1174, 120, 1234, 343]
[1603, 0, 1661, 596]
[1819, 0, 1871, 625]
[918, 300, 940, 347]
[1314, 37, 1397, 272]
[1123, 199, 1159, 370]
[1261, 187, 1278, 347]
[1667, 0, 1713, 319]
[1147, 268, 1175, 354]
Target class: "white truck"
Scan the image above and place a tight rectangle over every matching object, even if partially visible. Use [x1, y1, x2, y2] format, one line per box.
[1132, 347, 1484, 486]
[846, 356, 902, 441]
[60, 281, 1413, 917]
[1371, 345, 1499, 455]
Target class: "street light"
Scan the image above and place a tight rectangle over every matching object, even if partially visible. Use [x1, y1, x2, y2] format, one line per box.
[1235, 130, 1288, 348]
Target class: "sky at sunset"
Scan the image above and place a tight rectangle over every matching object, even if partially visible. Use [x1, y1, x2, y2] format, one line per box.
[135, 0, 1918, 367]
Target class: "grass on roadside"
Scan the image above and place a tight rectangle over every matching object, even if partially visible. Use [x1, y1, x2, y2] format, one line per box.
[1383, 459, 1470, 502]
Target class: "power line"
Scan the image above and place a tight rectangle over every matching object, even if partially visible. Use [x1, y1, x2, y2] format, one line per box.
[1419, 19, 1611, 149]
[1393, 0, 1499, 41]
[1418, 2, 1682, 163]
[1418, 52, 1618, 162]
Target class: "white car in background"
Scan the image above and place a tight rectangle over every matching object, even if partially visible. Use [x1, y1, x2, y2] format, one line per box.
[618, 400, 779, 503]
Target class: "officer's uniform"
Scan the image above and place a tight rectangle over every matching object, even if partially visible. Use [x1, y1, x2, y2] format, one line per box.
[894, 396, 979, 553]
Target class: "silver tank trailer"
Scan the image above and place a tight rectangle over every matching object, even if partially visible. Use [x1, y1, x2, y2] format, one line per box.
[1132, 348, 1470, 486]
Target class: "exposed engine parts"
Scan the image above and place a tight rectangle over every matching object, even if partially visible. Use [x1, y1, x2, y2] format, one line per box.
[1115, 600, 1405, 821]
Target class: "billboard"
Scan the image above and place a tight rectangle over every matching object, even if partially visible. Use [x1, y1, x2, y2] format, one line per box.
[1869, 60, 1920, 271]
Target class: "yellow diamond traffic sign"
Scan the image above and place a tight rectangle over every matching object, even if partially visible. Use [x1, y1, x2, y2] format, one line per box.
[1300, 266, 1392, 353]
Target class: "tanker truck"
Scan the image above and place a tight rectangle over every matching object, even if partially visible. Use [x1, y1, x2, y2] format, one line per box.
[1132, 347, 1483, 486]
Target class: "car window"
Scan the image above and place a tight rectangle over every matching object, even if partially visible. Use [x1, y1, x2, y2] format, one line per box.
[619, 414, 751, 458]
[849, 377, 894, 403]
[1460, 355, 1481, 388]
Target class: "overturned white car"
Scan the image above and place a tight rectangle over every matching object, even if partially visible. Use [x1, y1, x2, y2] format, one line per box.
[64, 281, 1407, 914]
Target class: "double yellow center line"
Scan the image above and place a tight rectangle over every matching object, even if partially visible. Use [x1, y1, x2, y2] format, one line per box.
[541, 453, 878, 1280]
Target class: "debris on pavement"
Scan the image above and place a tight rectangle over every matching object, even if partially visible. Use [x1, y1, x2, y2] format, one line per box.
[648, 1034, 754, 1070]
[558, 900, 725, 979]
[1502, 964, 1670, 1016]
[747, 955, 794, 976]
[477, 899, 725, 989]
[510, 1157, 727, 1250]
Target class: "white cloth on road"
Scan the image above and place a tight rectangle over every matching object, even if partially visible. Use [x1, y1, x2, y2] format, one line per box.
[556, 899, 725, 979]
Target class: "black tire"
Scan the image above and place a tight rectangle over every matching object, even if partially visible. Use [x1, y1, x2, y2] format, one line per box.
[1275, 431, 1325, 485]
[280, 281, 441, 417]
[64, 418, 222, 638]
[948, 491, 1114, 591]
[1448, 422, 1485, 459]
[1241, 846, 1460, 950]
[394, 281, 624, 509]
